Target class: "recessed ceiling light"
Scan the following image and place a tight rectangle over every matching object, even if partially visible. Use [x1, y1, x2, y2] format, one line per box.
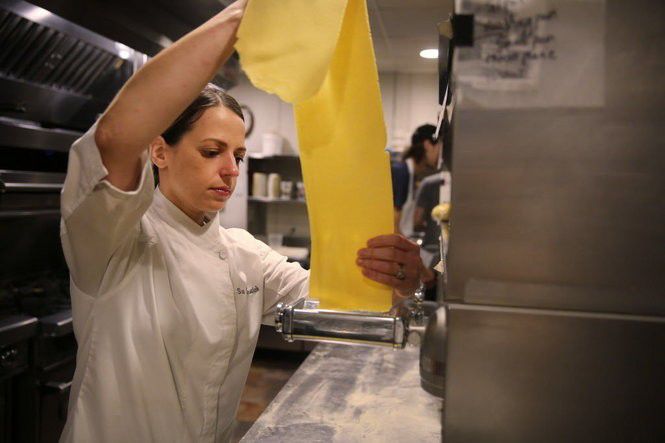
[419, 48, 439, 59]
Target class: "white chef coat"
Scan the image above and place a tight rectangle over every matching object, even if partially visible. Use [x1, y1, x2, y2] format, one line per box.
[398, 158, 416, 237]
[58, 122, 309, 443]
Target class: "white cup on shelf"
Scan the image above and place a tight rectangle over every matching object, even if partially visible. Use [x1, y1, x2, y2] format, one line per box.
[267, 173, 281, 199]
[296, 181, 305, 200]
[251, 173, 267, 197]
[280, 180, 293, 199]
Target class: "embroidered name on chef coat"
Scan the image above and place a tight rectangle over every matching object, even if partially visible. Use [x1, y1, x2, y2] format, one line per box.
[236, 285, 259, 295]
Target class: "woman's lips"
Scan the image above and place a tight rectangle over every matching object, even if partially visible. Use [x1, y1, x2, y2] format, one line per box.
[210, 187, 232, 198]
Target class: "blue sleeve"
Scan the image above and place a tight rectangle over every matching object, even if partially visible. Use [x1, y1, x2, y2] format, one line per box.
[391, 161, 409, 209]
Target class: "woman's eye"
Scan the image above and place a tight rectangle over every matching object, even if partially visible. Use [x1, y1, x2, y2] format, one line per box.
[235, 156, 245, 165]
[202, 150, 219, 158]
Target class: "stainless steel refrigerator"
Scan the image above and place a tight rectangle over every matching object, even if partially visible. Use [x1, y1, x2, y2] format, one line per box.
[442, 0, 665, 441]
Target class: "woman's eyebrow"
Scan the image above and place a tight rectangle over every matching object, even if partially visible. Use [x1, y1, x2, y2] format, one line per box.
[200, 139, 246, 152]
[200, 138, 228, 147]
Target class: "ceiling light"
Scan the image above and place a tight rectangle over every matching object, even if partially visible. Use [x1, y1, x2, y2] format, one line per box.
[115, 42, 132, 60]
[25, 7, 51, 22]
[419, 48, 439, 59]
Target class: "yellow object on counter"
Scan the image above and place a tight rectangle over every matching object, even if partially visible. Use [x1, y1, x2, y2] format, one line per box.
[236, 0, 393, 311]
[431, 203, 451, 223]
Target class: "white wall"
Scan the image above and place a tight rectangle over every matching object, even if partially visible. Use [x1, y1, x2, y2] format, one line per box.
[230, 76, 299, 156]
[230, 72, 440, 155]
[380, 72, 440, 152]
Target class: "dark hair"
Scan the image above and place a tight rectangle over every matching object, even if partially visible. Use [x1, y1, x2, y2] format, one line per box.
[154, 84, 244, 184]
[162, 83, 244, 145]
[402, 124, 439, 163]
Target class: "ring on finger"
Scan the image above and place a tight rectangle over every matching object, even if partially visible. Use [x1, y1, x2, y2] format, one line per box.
[395, 263, 406, 281]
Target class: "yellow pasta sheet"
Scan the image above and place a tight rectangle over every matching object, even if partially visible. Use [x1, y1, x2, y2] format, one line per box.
[236, 0, 393, 311]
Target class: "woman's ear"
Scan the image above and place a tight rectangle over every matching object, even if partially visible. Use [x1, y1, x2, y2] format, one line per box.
[150, 136, 169, 170]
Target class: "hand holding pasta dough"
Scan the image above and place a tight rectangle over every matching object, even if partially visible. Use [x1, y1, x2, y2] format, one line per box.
[356, 234, 423, 301]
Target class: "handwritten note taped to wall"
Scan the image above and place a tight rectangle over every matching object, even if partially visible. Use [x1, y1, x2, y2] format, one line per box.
[236, 0, 394, 312]
[455, 0, 605, 108]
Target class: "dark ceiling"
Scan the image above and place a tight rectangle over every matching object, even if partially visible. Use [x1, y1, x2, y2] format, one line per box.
[28, 0, 232, 55]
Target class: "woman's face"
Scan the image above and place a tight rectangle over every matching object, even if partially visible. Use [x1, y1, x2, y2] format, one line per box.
[424, 139, 442, 168]
[155, 105, 246, 223]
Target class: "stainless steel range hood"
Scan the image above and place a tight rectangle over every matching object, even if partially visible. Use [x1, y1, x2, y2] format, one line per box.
[0, 0, 144, 139]
[23, 0, 240, 87]
[0, 4, 128, 97]
[0, 0, 239, 138]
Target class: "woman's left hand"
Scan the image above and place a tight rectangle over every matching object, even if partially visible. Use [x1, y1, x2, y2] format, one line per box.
[356, 234, 423, 300]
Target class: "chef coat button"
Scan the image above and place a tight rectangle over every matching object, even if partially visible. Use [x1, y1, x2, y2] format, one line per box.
[218, 251, 226, 260]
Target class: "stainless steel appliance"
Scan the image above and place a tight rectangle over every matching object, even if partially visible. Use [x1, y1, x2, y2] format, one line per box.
[0, 309, 37, 443]
[24, 0, 240, 88]
[0, 1, 144, 440]
[440, 0, 665, 441]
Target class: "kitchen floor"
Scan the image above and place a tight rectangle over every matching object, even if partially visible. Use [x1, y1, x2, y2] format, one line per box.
[231, 349, 309, 442]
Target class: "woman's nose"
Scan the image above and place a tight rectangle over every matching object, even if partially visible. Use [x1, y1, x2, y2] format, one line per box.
[219, 154, 240, 176]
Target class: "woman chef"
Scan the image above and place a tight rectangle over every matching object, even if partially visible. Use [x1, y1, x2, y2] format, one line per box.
[58, 1, 423, 441]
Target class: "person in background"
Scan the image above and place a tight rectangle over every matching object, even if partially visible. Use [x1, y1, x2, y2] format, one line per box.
[412, 119, 451, 300]
[58, 1, 424, 441]
[391, 124, 442, 237]
[413, 172, 446, 300]
[414, 172, 447, 245]
[413, 118, 450, 246]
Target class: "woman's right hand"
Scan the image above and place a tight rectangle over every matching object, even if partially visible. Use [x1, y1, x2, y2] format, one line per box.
[96, 0, 248, 192]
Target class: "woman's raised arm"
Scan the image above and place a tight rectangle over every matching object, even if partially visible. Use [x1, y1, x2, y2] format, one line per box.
[95, 0, 246, 191]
